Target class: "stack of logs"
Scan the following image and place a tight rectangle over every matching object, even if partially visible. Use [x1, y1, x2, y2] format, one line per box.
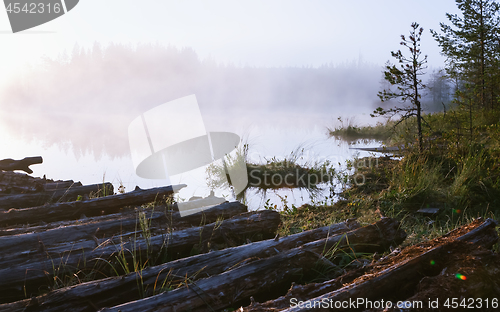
[0, 157, 499, 311]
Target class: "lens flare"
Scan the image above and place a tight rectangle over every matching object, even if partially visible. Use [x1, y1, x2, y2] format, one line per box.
[455, 273, 467, 280]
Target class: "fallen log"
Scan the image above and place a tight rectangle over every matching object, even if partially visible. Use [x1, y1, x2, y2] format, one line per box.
[0, 211, 130, 237]
[103, 244, 322, 312]
[0, 201, 247, 256]
[0, 171, 45, 195]
[43, 180, 81, 191]
[0, 182, 113, 211]
[97, 218, 406, 312]
[0, 219, 361, 311]
[280, 217, 498, 312]
[0, 210, 280, 303]
[0, 200, 247, 237]
[164, 200, 248, 229]
[0, 156, 43, 174]
[0, 171, 81, 195]
[0, 184, 185, 226]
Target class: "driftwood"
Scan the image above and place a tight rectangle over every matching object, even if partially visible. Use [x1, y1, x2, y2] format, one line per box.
[0, 210, 280, 303]
[43, 180, 81, 191]
[0, 200, 247, 237]
[0, 211, 130, 237]
[0, 169, 80, 195]
[0, 201, 248, 256]
[0, 156, 43, 174]
[0, 218, 360, 312]
[103, 244, 321, 312]
[279, 217, 498, 312]
[0, 182, 113, 210]
[96, 218, 405, 312]
[0, 171, 45, 195]
[0, 184, 186, 226]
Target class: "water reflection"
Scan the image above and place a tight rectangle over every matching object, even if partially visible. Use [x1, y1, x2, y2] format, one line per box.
[0, 117, 382, 210]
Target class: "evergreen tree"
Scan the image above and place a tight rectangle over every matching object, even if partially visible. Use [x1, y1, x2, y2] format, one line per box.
[431, 0, 500, 109]
[426, 69, 452, 111]
[373, 22, 428, 151]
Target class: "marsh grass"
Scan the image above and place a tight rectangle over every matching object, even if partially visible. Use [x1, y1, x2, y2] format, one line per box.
[39, 247, 116, 296]
[206, 144, 337, 203]
[327, 117, 394, 143]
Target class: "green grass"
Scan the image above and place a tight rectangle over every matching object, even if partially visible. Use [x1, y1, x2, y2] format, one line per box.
[327, 117, 394, 143]
[206, 144, 337, 201]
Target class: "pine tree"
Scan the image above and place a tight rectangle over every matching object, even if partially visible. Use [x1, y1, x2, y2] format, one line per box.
[426, 69, 452, 111]
[373, 22, 428, 151]
[431, 0, 500, 109]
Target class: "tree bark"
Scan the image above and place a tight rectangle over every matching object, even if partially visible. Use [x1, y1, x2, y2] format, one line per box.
[0, 201, 248, 256]
[95, 218, 405, 312]
[0, 210, 280, 304]
[0, 201, 247, 237]
[280, 218, 498, 312]
[0, 170, 80, 196]
[0, 182, 113, 210]
[0, 171, 59, 195]
[43, 180, 82, 191]
[0, 156, 43, 174]
[0, 219, 359, 311]
[0, 211, 130, 236]
[0, 184, 185, 226]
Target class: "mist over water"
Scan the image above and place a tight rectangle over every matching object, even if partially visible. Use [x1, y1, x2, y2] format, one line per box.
[0, 43, 382, 159]
[0, 43, 386, 206]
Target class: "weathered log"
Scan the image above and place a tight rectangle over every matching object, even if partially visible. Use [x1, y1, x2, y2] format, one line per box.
[0, 184, 185, 226]
[97, 218, 405, 312]
[164, 200, 248, 229]
[0, 200, 247, 237]
[0, 201, 247, 256]
[0, 219, 361, 311]
[43, 180, 81, 191]
[0, 211, 130, 236]
[0, 182, 113, 211]
[0, 171, 45, 195]
[0, 210, 280, 304]
[0, 156, 43, 174]
[280, 217, 498, 312]
[103, 246, 321, 312]
[0, 171, 80, 195]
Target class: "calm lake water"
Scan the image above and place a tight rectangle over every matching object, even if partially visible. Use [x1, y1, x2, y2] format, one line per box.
[0, 110, 381, 210]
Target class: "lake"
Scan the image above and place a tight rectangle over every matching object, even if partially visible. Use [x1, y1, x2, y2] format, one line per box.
[0, 108, 381, 210]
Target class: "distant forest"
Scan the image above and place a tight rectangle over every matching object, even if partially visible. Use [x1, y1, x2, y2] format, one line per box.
[0, 43, 447, 157]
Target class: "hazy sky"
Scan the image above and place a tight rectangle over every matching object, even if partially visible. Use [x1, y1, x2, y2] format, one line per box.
[0, 0, 458, 81]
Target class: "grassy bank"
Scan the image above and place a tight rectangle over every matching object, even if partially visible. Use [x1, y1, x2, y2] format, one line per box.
[279, 108, 500, 252]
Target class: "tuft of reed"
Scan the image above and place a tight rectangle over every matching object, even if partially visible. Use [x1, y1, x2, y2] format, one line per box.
[206, 144, 336, 202]
[327, 117, 393, 143]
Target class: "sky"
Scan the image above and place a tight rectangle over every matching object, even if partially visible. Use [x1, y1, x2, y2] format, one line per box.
[0, 0, 459, 81]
